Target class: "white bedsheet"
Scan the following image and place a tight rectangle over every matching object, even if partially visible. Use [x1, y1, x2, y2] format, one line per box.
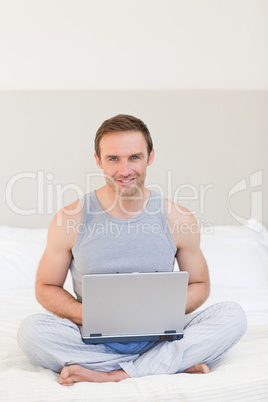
[0, 287, 268, 402]
[1, 320, 268, 401]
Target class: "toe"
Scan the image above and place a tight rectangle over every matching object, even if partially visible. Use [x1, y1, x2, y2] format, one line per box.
[59, 375, 75, 386]
[60, 367, 70, 380]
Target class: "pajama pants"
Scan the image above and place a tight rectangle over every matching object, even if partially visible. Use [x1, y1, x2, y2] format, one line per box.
[17, 301, 247, 377]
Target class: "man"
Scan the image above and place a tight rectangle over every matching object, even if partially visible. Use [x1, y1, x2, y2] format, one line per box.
[18, 114, 247, 385]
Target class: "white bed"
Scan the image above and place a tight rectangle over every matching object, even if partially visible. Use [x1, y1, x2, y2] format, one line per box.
[1, 220, 268, 401]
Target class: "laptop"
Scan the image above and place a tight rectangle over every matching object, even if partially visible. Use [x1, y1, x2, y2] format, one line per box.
[81, 271, 188, 344]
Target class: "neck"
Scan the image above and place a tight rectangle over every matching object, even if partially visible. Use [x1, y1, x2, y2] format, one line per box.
[95, 185, 151, 219]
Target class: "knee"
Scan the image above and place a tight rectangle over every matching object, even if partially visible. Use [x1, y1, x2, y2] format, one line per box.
[17, 314, 48, 353]
[17, 314, 65, 373]
[222, 301, 247, 337]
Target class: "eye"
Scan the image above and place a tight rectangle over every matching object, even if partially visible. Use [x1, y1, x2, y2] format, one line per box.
[131, 155, 139, 160]
[109, 157, 118, 161]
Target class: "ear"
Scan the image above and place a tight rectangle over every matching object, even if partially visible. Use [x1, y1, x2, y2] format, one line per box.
[147, 149, 155, 166]
[94, 152, 103, 169]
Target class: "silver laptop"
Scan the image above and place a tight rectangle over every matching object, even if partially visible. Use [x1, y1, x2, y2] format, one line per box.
[81, 271, 188, 344]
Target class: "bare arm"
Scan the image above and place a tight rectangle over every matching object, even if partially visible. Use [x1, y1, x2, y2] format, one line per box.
[176, 230, 210, 314]
[166, 201, 210, 314]
[35, 201, 83, 325]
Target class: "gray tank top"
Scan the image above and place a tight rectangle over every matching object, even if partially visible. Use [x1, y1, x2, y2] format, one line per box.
[70, 190, 177, 302]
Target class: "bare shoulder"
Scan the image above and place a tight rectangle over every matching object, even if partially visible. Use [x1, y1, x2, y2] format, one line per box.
[164, 198, 200, 249]
[48, 199, 83, 251]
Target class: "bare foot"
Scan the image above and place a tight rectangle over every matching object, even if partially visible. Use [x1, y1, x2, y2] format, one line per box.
[183, 363, 211, 374]
[58, 364, 130, 386]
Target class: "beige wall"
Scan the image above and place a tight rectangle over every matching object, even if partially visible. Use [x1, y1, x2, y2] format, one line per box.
[1, 90, 267, 229]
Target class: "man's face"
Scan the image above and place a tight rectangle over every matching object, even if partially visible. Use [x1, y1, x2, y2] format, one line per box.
[95, 131, 154, 198]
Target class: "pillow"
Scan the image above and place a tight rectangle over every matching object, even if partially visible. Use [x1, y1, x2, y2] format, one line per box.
[200, 220, 268, 289]
[1, 220, 268, 291]
[0, 226, 47, 291]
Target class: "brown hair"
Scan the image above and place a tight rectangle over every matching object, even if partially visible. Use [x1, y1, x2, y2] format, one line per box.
[95, 114, 153, 159]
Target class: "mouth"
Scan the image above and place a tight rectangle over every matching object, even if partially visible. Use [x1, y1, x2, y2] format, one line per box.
[116, 178, 136, 185]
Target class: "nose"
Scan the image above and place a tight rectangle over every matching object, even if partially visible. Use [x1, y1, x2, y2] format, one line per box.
[118, 159, 131, 177]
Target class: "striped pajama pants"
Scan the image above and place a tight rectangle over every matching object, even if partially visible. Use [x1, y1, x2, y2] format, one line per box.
[17, 301, 247, 377]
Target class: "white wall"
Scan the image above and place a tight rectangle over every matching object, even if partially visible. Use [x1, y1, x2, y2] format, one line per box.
[0, 0, 267, 90]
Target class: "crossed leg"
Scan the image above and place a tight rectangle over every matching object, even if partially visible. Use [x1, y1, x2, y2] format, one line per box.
[58, 301, 246, 385]
[18, 301, 246, 386]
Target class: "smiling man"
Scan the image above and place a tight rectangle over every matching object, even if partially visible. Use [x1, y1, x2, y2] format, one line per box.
[17, 114, 247, 385]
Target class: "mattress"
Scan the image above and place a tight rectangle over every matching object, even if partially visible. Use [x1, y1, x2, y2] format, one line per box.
[0, 221, 268, 401]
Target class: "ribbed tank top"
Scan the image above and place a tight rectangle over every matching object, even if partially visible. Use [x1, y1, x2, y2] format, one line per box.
[70, 190, 177, 302]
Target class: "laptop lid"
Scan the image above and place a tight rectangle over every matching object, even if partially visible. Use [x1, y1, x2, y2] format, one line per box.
[82, 271, 188, 344]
